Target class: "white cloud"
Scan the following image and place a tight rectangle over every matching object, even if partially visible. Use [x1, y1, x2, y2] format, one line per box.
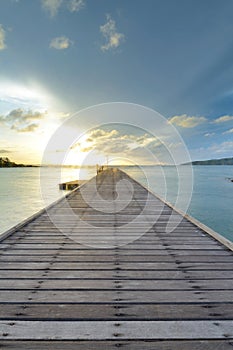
[0, 108, 46, 133]
[56, 111, 70, 119]
[42, 0, 63, 17]
[86, 129, 118, 142]
[100, 14, 125, 51]
[168, 114, 206, 128]
[204, 132, 215, 137]
[50, 36, 72, 50]
[71, 128, 161, 158]
[191, 141, 233, 160]
[210, 141, 233, 154]
[0, 24, 6, 50]
[0, 81, 54, 122]
[68, 0, 85, 12]
[42, 0, 85, 16]
[11, 123, 38, 133]
[223, 128, 233, 134]
[213, 115, 233, 123]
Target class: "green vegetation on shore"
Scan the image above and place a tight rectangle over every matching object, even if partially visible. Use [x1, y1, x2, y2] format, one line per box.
[185, 157, 233, 165]
[0, 157, 36, 168]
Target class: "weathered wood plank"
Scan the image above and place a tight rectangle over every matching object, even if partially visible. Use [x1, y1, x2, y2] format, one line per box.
[0, 303, 232, 320]
[0, 243, 225, 250]
[1, 254, 233, 262]
[0, 320, 233, 340]
[0, 290, 233, 303]
[1, 261, 232, 270]
[3, 237, 219, 243]
[1, 246, 230, 255]
[0, 278, 232, 290]
[0, 340, 232, 350]
[1, 269, 233, 279]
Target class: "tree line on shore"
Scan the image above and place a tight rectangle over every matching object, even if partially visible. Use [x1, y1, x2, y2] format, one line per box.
[0, 157, 34, 167]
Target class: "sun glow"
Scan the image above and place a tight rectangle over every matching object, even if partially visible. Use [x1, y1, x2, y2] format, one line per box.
[0, 81, 51, 112]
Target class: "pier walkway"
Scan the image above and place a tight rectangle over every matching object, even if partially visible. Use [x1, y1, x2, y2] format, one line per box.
[0, 168, 233, 349]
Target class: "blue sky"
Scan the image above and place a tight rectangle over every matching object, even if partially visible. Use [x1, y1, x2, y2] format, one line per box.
[0, 0, 233, 164]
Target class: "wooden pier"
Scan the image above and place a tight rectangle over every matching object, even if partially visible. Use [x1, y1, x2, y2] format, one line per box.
[0, 168, 233, 349]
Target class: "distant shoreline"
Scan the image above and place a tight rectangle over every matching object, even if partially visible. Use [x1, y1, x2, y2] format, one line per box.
[0, 157, 38, 168]
[1, 156, 233, 167]
[183, 157, 233, 166]
[0, 164, 39, 168]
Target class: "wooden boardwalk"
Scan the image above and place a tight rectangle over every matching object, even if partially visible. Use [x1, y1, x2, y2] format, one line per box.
[0, 168, 233, 349]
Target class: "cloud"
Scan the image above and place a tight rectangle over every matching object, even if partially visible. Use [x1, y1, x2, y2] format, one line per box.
[42, 0, 85, 16]
[68, 0, 85, 12]
[71, 128, 162, 158]
[168, 114, 207, 128]
[209, 141, 233, 154]
[50, 36, 72, 50]
[204, 132, 215, 137]
[0, 82, 50, 110]
[100, 14, 125, 51]
[11, 123, 38, 133]
[86, 129, 118, 142]
[191, 140, 233, 160]
[68, 127, 185, 165]
[213, 115, 233, 123]
[223, 128, 233, 134]
[0, 108, 46, 133]
[42, 0, 62, 17]
[57, 111, 70, 119]
[0, 149, 12, 154]
[0, 24, 6, 50]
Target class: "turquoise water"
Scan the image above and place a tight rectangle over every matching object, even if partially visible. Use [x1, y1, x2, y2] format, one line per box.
[188, 166, 233, 241]
[0, 166, 232, 241]
[122, 165, 233, 241]
[0, 167, 87, 235]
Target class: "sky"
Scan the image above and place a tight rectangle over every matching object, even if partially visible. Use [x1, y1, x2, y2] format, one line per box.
[0, 0, 233, 165]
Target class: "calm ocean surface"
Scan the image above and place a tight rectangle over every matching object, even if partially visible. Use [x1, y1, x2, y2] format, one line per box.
[0, 165, 232, 241]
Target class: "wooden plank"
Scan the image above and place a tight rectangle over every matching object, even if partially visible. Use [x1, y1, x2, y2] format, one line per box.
[0, 248, 230, 256]
[0, 261, 232, 270]
[1, 254, 233, 262]
[0, 244, 225, 250]
[0, 303, 232, 320]
[0, 340, 232, 350]
[0, 278, 233, 290]
[0, 320, 233, 340]
[1, 269, 233, 279]
[3, 236, 219, 243]
[0, 290, 233, 303]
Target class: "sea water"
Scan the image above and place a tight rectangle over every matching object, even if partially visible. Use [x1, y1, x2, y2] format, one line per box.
[0, 166, 232, 241]
[123, 165, 233, 241]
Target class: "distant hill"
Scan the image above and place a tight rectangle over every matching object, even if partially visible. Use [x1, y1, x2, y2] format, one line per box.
[0, 157, 35, 167]
[184, 157, 233, 165]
